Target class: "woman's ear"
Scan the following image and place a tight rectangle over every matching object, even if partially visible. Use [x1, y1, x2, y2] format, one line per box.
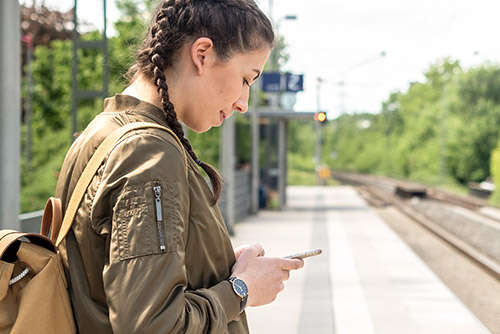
[191, 37, 215, 76]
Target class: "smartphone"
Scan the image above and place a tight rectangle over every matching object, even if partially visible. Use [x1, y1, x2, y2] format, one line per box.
[284, 248, 322, 259]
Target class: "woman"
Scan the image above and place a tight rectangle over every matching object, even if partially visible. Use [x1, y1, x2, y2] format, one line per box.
[55, 0, 303, 333]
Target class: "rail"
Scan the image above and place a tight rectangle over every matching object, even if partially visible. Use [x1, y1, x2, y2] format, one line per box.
[332, 171, 500, 280]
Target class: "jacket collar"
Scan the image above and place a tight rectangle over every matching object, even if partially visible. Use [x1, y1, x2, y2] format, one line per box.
[104, 94, 170, 127]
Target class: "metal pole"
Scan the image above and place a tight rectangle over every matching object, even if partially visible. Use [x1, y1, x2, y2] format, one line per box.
[0, 1, 21, 229]
[24, 35, 34, 167]
[278, 119, 286, 209]
[71, 0, 78, 137]
[315, 78, 323, 185]
[102, 0, 109, 97]
[221, 117, 235, 233]
[284, 120, 288, 204]
[250, 83, 259, 214]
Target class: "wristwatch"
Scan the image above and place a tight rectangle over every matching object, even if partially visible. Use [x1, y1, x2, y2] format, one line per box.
[228, 276, 248, 313]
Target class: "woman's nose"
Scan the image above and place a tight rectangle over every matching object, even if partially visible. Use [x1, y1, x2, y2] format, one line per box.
[233, 88, 249, 114]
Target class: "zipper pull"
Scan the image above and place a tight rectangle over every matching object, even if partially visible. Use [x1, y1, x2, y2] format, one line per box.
[154, 186, 163, 222]
[153, 185, 166, 252]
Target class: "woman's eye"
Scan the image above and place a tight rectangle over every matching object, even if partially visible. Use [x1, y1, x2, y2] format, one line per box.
[243, 78, 250, 86]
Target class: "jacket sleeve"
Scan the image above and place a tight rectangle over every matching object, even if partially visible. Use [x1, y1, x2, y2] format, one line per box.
[92, 130, 240, 333]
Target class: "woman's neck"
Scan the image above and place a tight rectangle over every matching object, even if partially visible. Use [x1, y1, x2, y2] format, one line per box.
[122, 76, 163, 110]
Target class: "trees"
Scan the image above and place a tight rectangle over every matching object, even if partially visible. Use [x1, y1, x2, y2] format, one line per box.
[447, 65, 500, 184]
[20, 1, 155, 212]
[324, 58, 500, 195]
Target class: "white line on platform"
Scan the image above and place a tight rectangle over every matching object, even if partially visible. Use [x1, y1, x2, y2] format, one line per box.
[328, 209, 376, 334]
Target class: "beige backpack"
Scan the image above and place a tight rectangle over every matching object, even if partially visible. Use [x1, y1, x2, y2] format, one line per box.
[0, 122, 183, 334]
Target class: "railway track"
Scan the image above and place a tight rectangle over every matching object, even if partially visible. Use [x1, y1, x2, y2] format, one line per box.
[332, 171, 500, 333]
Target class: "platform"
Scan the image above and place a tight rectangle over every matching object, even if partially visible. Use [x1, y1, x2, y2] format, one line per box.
[230, 185, 489, 334]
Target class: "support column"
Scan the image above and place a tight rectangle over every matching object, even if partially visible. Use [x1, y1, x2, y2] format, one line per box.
[250, 84, 259, 214]
[0, 1, 21, 229]
[278, 118, 287, 209]
[221, 117, 236, 233]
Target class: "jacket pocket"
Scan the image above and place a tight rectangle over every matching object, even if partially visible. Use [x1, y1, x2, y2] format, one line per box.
[114, 181, 177, 261]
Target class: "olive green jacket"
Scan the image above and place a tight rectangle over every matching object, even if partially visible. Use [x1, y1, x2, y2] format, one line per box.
[55, 94, 248, 333]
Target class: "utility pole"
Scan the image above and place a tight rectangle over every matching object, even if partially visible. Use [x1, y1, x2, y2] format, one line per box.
[0, 1, 21, 229]
[221, 117, 236, 233]
[22, 34, 34, 167]
[250, 83, 260, 214]
[315, 77, 323, 184]
[71, 0, 109, 137]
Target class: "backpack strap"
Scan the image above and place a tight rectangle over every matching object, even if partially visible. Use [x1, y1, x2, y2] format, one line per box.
[40, 197, 63, 243]
[0, 230, 56, 259]
[55, 122, 186, 247]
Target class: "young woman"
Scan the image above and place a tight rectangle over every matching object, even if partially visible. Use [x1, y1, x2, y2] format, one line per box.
[55, 0, 303, 333]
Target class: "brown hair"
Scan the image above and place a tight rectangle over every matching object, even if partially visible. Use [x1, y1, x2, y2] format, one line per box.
[129, 0, 274, 203]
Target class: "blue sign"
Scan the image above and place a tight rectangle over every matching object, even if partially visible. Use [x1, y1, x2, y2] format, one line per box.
[261, 73, 283, 92]
[261, 72, 304, 93]
[285, 73, 304, 92]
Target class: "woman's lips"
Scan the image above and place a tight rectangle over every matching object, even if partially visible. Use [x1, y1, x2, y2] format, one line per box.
[219, 111, 226, 125]
[219, 110, 232, 125]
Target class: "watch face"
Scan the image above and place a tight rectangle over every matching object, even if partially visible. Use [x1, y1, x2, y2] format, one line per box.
[232, 278, 248, 297]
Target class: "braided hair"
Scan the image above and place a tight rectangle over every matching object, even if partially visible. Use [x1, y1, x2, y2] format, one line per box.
[129, 0, 274, 203]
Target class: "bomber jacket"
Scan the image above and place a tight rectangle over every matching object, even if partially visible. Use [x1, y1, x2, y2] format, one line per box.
[55, 94, 248, 333]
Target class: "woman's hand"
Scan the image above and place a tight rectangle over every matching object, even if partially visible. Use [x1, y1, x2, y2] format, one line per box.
[231, 243, 304, 307]
[233, 244, 265, 260]
[233, 244, 251, 260]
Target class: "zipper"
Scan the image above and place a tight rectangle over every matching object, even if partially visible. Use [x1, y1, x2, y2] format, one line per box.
[153, 184, 167, 252]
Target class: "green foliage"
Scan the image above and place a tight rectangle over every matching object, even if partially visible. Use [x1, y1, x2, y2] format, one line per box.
[187, 127, 221, 168]
[109, 0, 155, 92]
[21, 36, 110, 212]
[322, 58, 500, 194]
[286, 120, 317, 185]
[287, 153, 315, 185]
[21, 126, 69, 212]
[447, 65, 500, 184]
[490, 138, 500, 205]
[325, 113, 385, 173]
[235, 115, 251, 165]
[20, 1, 154, 212]
[22, 40, 72, 212]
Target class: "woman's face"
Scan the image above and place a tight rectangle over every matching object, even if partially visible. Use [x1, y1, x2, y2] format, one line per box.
[180, 46, 271, 133]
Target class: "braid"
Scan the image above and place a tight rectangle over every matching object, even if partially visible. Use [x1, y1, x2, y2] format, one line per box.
[131, 0, 274, 203]
[149, 5, 222, 202]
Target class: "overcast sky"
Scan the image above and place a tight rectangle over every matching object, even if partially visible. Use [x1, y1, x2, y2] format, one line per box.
[33, 0, 500, 118]
[262, 0, 500, 117]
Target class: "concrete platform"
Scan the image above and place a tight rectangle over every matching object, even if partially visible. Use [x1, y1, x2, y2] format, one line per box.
[231, 185, 489, 334]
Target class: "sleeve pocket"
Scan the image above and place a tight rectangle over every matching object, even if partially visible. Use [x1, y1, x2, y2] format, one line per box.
[114, 181, 179, 260]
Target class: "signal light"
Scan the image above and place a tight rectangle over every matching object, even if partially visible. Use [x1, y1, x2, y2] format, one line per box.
[314, 111, 327, 123]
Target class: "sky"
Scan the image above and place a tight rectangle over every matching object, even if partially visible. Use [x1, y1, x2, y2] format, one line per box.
[29, 0, 500, 118]
[261, 0, 500, 117]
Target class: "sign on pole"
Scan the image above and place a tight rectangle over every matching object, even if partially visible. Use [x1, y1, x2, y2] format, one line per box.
[285, 73, 304, 92]
[262, 72, 303, 93]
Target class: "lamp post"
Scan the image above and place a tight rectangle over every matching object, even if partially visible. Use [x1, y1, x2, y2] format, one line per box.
[315, 77, 323, 185]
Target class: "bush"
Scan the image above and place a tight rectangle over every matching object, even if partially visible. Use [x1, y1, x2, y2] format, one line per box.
[489, 137, 500, 205]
